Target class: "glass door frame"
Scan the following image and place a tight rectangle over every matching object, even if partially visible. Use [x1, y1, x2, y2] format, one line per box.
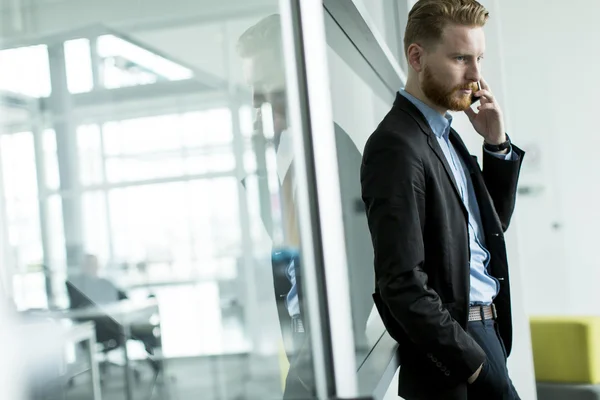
[279, 0, 408, 398]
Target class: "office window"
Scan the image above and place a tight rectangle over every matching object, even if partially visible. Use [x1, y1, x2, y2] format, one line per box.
[64, 38, 94, 94]
[187, 178, 241, 264]
[103, 114, 182, 156]
[0, 45, 51, 98]
[106, 177, 241, 278]
[102, 110, 236, 183]
[181, 109, 233, 147]
[108, 182, 191, 270]
[12, 270, 47, 310]
[0, 132, 43, 269]
[103, 115, 184, 183]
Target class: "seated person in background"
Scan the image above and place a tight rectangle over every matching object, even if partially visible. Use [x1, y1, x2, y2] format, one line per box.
[68, 254, 160, 359]
[69, 254, 127, 307]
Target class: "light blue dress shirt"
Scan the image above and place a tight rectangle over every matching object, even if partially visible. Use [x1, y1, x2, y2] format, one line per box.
[399, 89, 516, 305]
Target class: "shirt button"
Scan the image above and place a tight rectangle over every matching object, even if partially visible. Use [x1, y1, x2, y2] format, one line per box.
[436, 362, 442, 368]
[432, 357, 438, 363]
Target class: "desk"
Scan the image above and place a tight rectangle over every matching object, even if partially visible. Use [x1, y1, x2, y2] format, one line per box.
[33, 299, 158, 400]
[63, 322, 102, 400]
[18, 320, 102, 400]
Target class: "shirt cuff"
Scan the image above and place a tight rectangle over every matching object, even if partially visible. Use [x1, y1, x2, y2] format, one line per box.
[484, 145, 517, 161]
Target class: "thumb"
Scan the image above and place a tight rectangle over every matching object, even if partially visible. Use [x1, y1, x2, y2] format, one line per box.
[464, 106, 477, 121]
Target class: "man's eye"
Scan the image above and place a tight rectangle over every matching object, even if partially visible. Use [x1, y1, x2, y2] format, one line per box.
[456, 56, 466, 62]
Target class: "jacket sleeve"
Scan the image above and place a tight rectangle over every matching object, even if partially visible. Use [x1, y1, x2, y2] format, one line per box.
[361, 131, 486, 386]
[482, 143, 525, 231]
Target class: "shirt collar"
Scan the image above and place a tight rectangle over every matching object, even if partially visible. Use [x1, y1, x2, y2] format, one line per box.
[399, 89, 453, 140]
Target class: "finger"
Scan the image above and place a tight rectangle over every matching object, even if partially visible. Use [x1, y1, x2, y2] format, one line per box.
[464, 106, 477, 121]
[478, 93, 489, 106]
[477, 103, 496, 112]
[475, 89, 495, 103]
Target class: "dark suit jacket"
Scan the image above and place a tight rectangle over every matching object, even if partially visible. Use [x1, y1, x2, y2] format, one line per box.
[361, 93, 524, 399]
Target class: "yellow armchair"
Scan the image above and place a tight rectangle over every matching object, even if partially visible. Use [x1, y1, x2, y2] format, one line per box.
[530, 316, 600, 384]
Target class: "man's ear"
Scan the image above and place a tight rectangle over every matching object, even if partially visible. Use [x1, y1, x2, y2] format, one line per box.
[407, 43, 425, 73]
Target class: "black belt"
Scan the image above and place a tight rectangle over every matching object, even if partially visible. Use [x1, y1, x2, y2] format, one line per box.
[468, 303, 497, 321]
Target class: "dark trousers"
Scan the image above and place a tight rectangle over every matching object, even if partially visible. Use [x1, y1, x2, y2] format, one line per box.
[467, 319, 520, 400]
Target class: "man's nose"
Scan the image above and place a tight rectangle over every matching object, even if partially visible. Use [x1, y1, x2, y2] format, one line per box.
[466, 61, 482, 83]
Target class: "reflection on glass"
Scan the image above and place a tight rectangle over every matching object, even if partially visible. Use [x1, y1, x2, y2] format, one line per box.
[237, 14, 318, 399]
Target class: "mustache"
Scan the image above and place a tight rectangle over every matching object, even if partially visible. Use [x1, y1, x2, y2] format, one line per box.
[453, 82, 479, 92]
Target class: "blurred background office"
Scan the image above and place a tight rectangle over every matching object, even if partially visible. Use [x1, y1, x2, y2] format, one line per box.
[0, 0, 599, 399]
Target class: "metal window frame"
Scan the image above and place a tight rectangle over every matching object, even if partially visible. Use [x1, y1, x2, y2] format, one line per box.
[323, 0, 407, 96]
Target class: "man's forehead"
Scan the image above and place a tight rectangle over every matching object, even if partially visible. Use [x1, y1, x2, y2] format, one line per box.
[440, 24, 485, 53]
[242, 50, 286, 92]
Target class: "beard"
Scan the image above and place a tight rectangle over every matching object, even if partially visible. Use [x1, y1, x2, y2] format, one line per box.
[422, 66, 478, 111]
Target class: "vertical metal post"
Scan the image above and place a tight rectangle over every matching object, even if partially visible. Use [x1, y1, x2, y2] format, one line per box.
[122, 322, 133, 400]
[47, 42, 85, 274]
[31, 109, 54, 307]
[97, 124, 115, 263]
[89, 36, 103, 90]
[86, 327, 103, 400]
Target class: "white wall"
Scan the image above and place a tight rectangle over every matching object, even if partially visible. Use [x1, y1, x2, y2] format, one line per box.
[495, 0, 600, 317]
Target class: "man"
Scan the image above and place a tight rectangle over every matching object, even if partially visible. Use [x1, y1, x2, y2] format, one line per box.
[69, 254, 129, 307]
[361, 1, 524, 399]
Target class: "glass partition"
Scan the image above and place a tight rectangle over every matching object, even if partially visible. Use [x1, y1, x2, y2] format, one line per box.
[0, 2, 338, 399]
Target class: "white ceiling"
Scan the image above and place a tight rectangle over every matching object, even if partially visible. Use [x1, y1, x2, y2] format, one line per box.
[1, 0, 279, 91]
[1, 0, 277, 46]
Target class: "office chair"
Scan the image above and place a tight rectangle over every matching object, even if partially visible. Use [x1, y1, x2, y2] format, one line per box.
[65, 281, 148, 386]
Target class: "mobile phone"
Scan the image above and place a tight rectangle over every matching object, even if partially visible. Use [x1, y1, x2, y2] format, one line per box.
[471, 81, 481, 104]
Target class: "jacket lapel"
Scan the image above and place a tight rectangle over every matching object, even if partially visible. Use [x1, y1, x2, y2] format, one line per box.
[449, 130, 477, 173]
[393, 94, 465, 213]
[449, 130, 503, 231]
